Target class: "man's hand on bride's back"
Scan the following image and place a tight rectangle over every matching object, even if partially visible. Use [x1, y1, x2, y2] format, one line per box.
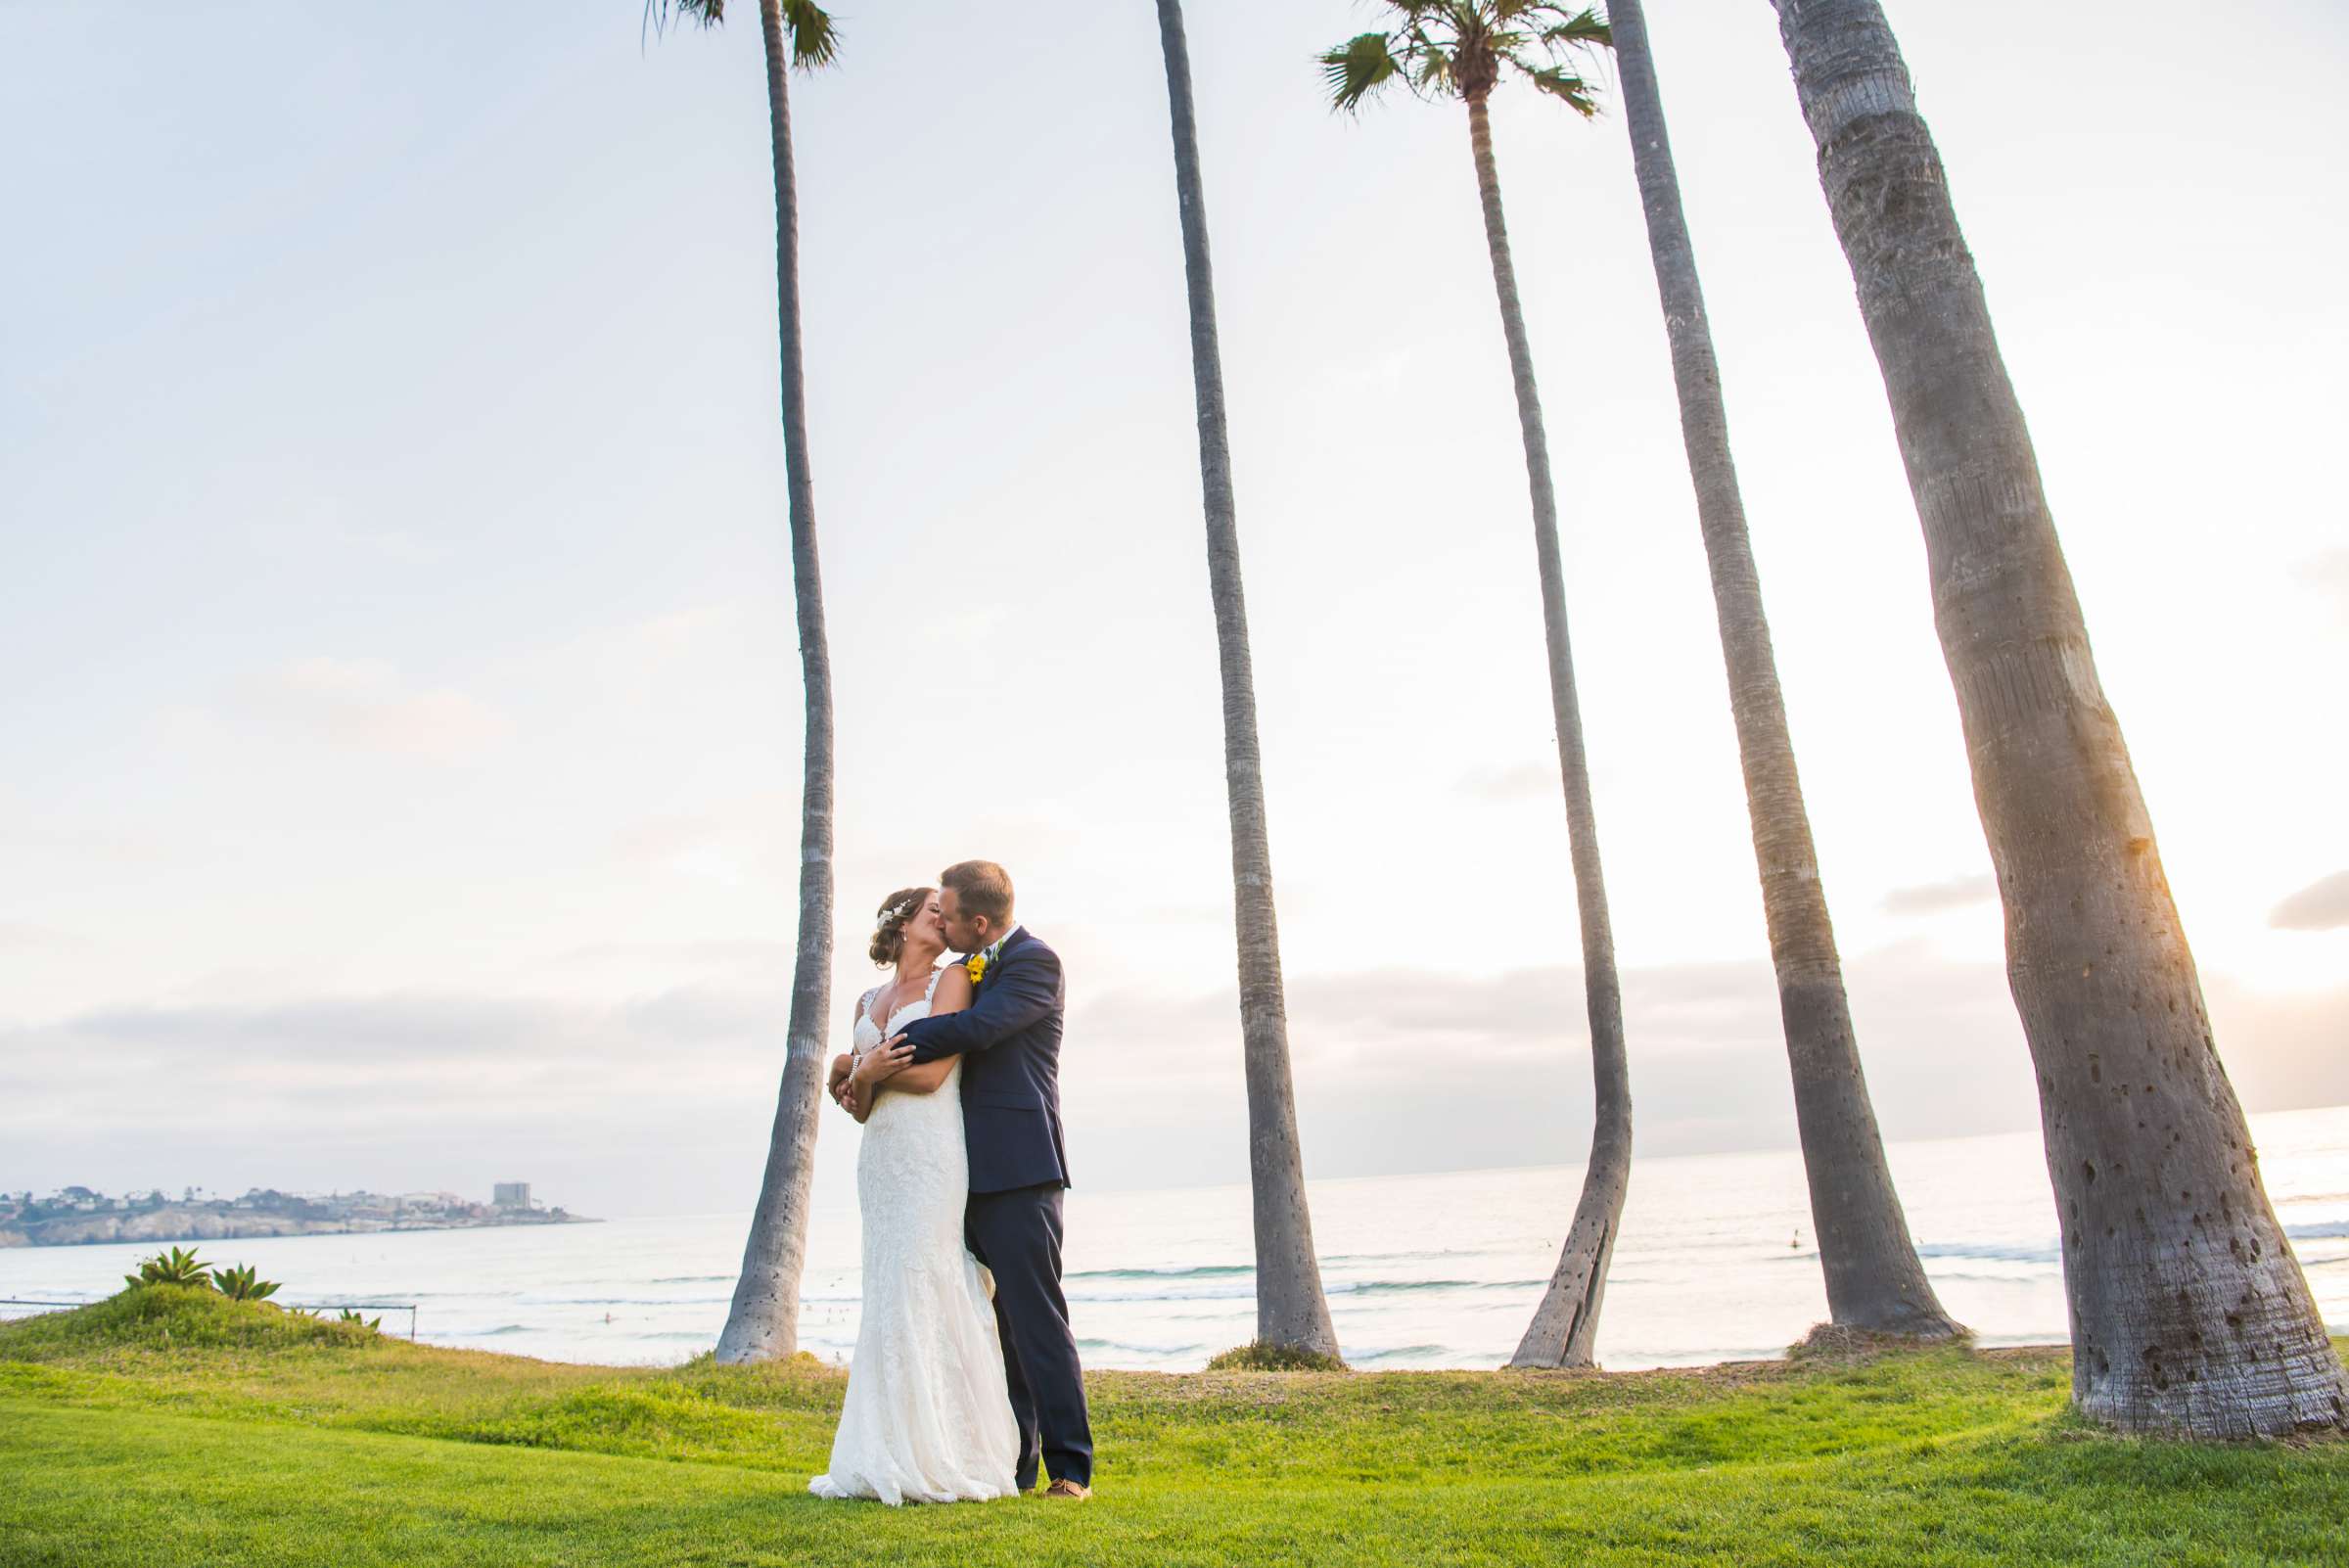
[828, 1053, 856, 1110]
[855, 1038, 916, 1087]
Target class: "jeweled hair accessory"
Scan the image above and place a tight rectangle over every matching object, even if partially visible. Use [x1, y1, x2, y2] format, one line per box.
[872, 897, 916, 933]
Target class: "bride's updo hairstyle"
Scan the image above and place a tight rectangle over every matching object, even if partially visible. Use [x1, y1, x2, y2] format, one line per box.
[868, 886, 934, 967]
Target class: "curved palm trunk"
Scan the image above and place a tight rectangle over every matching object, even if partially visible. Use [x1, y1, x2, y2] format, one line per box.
[1611, 0, 1956, 1340]
[716, 0, 835, 1363]
[1154, 0, 1340, 1360]
[1773, 0, 2344, 1433]
[1459, 92, 1633, 1371]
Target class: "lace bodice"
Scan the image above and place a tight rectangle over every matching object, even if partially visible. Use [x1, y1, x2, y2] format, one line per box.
[852, 968, 946, 1062]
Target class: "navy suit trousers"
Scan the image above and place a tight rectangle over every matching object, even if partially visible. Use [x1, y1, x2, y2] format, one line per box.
[965, 1182, 1092, 1490]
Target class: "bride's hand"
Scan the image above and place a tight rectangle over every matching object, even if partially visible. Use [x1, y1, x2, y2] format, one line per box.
[827, 1053, 855, 1107]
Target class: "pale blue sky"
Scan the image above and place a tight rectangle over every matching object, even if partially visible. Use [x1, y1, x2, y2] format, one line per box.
[4, 0, 2345, 1217]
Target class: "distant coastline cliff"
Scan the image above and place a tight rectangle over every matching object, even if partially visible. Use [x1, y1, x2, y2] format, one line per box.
[0, 1183, 596, 1249]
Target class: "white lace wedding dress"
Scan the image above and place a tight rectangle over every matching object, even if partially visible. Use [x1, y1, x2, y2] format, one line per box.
[808, 971, 1021, 1504]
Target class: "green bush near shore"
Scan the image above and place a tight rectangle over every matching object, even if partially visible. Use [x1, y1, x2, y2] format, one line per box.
[1203, 1338, 1351, 1372]
[1, 1287, 2343, 1566]
[0, 1281, 376, 1358]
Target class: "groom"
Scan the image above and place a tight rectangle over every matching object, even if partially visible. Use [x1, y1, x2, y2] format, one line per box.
[855, 858, 1094, 1500]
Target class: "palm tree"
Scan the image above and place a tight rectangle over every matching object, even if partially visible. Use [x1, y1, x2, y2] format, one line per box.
[1771, 0, 2346, 1434]
[1608, 0, 1957, 1340]
[654, 0, 841, 1364]
[1322, 3, 1630, 1369]
[1154, 0, 1341, 1361]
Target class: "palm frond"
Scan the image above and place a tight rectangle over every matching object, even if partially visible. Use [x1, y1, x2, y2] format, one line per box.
[779, 0, 840, 69]
[1540, 8, 1613, 51]
[1393, 24, 1451, 97]
[1521, 63, 1600, 116]
[1320, 32, 1405, 113]
[644, 0, 724, 45]
[1328, 1, 1607, 112]
[1497, 0, 1583, 23]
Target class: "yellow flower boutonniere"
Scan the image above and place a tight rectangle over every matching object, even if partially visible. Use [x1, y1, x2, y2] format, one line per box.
[965, 952, 990, 987]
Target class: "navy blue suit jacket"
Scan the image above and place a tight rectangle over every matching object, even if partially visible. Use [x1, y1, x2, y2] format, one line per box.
[899, 928, 1069, 1195]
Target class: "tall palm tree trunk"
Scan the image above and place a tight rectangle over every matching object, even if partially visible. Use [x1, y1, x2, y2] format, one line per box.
[1154, 0, 1340, 1360]
[716, 0, 836, 1363]
[1611, 0, 1956, 1340]
[1773, 0, 2344, 1434]
[1462, 90, 1633, 1371]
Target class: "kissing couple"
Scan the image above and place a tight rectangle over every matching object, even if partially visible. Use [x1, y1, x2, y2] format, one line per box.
[810, 859, 1094, 1504]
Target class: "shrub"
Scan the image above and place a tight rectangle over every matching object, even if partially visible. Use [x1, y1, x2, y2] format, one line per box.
[0, 1284, 379, 1359]
[209, 1265, 282, 1303]
[1205, 1341, 1350, 1373]
[1788, 1320, 1972, 1364]
[125, 1246, 212, 1288]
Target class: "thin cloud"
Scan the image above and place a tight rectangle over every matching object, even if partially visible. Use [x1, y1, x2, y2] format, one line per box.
[242, 516, 447, 567]
[2271, 870, 2349, 932]
[610, 794, 798, 887]
[242, 657, 509, 760]
[3, 987, 782, 1146]
[9, 951, 2342, 1217]
[1882, 874, 1997, 916]
[0, 826, 176, 865]
[0, 921, 80, 950]
[0, 985, 800, 1216]
[1063, 944, 2042, 1189]
[534, 939, 793, 974]
[2201, 972, 2349, 1114]
[1457, 762, 1555, 802]
[2303, 548, 2349, 623]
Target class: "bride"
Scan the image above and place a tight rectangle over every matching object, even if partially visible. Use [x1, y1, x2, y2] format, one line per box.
[808, 886, 1020, 1504]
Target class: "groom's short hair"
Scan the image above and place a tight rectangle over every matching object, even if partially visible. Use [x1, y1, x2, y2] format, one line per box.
[941, 860, 1014, 923]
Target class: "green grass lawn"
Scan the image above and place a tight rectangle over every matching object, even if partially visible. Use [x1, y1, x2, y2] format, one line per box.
[1, 1287, 2342, 1566]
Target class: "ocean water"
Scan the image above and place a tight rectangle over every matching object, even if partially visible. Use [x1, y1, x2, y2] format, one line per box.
[7, 1105, 2345, 1371]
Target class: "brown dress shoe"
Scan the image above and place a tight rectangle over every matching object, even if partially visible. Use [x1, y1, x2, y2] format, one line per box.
[1041, 1478, 1091, 1500]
